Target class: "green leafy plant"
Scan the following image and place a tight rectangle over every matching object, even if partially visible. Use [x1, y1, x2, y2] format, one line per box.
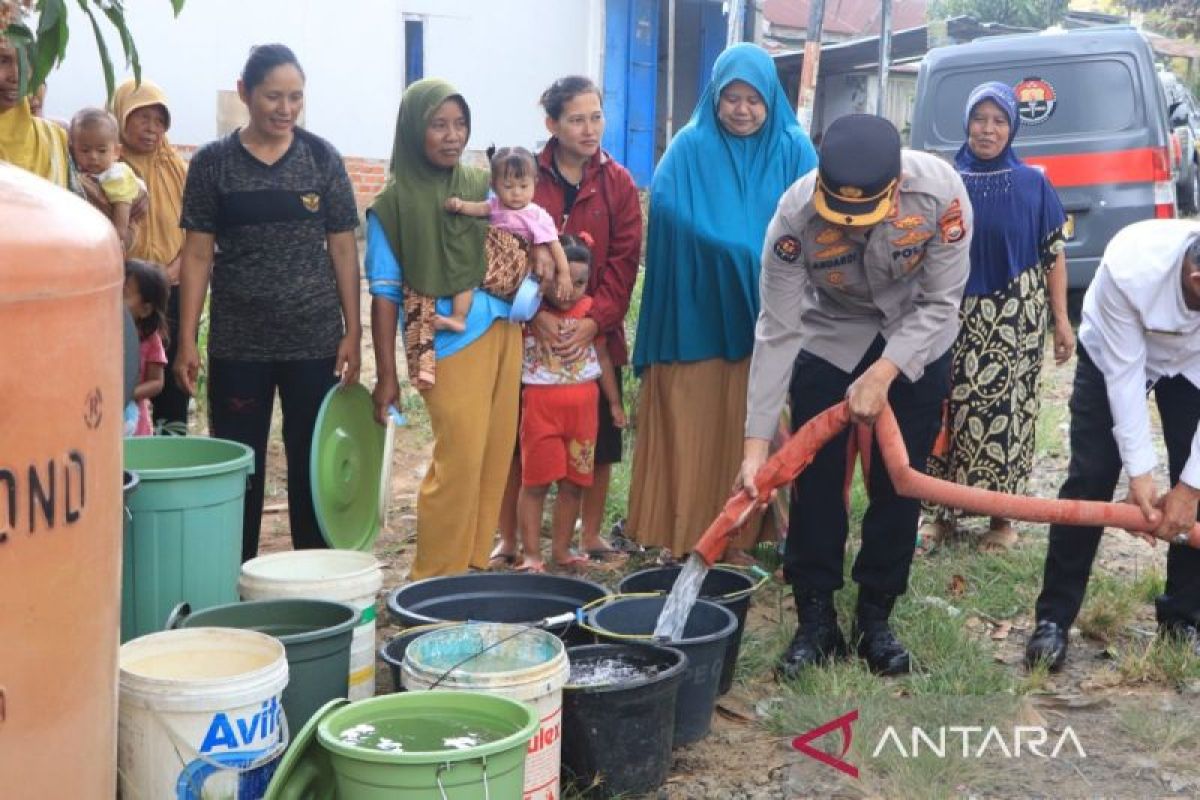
[926, 0, 1068, 29]
[1, 0, 184, 101]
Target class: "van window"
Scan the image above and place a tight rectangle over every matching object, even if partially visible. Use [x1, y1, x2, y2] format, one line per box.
[930, 57, 1139, 143]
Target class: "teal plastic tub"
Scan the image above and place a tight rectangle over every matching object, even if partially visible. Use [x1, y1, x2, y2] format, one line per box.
[122, 437, 254, 642]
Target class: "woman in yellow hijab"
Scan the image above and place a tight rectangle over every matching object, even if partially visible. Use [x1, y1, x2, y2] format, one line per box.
[0, 38, 71, 188]
[113, 77, 191, 431]
[113, 78, 187, 269]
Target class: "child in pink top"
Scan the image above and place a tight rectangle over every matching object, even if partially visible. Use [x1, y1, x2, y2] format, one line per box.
[443, 146, 572, 331]
[123, 260, 169, 436]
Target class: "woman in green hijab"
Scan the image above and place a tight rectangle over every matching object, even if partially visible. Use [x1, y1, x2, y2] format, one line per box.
[368, 79, 530, 579]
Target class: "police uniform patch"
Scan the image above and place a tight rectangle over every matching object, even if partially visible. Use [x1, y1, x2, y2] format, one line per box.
[892, 214, 926, 231]
[815, 227, 843, 245]
[814, 243, 854, 260]
[938, 199, 965, 244]
[300, 192, 321, 213]
[773, 234, 802, 263]
[892, 230, 933, 248]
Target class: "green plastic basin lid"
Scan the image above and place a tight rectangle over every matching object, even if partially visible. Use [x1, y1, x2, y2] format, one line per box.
[264, 698, 345, 800]
[310, 383, 387, 551]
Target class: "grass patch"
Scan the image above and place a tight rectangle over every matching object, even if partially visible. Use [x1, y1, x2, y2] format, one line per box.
[1075, 567, 1164, 643]
[1112, 634, 1200, 688]
[397, 381, 432, 445]
[1117, 704, 1200, 755]
[1076, 573, 1141, 643]
[1131, 567, 1166, 604]
[1034, 385, 1069, 459]
[734, 581, 795, 683]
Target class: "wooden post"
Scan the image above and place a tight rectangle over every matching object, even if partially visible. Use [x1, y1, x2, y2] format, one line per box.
[797, 0, 826, 132]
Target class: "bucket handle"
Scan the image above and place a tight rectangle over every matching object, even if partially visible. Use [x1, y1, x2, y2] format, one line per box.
[165, 602, 191, 630]
[436, 755, 491, 800]
[149, 696, 290, 785]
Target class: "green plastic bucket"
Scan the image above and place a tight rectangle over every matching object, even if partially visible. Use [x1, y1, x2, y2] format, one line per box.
[172, 598, 358, 732]
[266, 692, 537, 799]
[122, 437, 254, 642]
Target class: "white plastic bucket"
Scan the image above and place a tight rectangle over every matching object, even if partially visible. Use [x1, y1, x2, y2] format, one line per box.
[401, 623, 569, 800]
[239, 550, 383, 701]
[118, 627, 289, 800]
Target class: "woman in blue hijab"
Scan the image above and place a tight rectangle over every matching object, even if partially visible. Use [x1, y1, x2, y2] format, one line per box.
[921, 81, 1074, 553]
[626, 43, 818, 558]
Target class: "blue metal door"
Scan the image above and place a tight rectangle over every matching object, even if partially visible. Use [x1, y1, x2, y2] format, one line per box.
[697, 0, 726, 95]
[603, 0, 659, 186]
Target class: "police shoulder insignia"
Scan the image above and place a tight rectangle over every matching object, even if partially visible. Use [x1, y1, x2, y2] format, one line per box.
[773, 234, 802, 263]
[300, 192, 321, 213]
[938, 199, 965, 243]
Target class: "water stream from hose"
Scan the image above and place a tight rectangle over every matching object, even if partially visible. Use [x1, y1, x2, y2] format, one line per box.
[651, 553, 709, 641]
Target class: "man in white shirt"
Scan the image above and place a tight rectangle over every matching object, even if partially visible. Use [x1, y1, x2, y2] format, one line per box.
[1026, 220, 1200, 671]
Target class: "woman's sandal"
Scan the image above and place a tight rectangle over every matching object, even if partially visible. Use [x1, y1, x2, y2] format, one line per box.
[487, 550, 519, 571]
[552, 553, 592, 574]
[979, 524, 1018, 553]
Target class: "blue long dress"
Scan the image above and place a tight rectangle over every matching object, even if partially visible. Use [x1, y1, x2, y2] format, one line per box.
[626, 43, 818, 553]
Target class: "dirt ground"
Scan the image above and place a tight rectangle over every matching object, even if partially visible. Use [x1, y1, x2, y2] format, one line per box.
[246, 287, 1199, 799]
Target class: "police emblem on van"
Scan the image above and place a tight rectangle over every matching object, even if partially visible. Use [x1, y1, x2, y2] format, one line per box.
[1014, 78, 1057, 125]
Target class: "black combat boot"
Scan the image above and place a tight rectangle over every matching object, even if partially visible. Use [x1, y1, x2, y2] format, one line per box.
[777, 591, 847, 680]
[852, 588, 911, 676]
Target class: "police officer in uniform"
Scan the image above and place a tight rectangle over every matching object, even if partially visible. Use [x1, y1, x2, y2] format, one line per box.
[738, 115, 972, 677]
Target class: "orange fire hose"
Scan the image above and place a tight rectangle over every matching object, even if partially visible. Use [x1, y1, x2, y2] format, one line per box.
[692, 401, 1200, 566]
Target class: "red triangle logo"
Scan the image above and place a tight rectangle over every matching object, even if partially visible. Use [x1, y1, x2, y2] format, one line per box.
[791, 709, 859, 778]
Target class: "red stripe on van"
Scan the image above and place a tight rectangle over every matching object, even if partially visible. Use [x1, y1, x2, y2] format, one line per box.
[1023, 148, 1164, 188]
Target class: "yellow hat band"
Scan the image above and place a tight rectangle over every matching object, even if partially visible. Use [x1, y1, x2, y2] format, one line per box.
[818, 177, 897, 205]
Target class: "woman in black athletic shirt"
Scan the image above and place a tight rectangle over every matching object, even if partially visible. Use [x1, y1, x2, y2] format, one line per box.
[175, 44, 362, 561]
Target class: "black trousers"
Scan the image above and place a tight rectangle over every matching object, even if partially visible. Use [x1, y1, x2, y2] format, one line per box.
[208, 356, 337, 561]
[1035, 346, 1200, 629]
[784, 338, 951, 597]
[151, 286, 191, 430]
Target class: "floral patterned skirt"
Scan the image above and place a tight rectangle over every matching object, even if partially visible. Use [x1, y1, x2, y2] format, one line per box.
[925, 266, 1048, 520]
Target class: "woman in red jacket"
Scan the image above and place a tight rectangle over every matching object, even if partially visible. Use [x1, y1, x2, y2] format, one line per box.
[491, 75, 643, 567]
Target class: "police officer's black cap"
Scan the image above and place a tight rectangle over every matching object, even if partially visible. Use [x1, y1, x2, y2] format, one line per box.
[814, 114, 902, 226]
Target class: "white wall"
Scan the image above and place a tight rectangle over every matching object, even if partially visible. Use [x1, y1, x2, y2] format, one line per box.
[43, 0, 606, 160]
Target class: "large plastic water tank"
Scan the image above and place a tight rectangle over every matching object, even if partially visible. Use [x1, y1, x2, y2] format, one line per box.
[0, 164, 125, 797]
